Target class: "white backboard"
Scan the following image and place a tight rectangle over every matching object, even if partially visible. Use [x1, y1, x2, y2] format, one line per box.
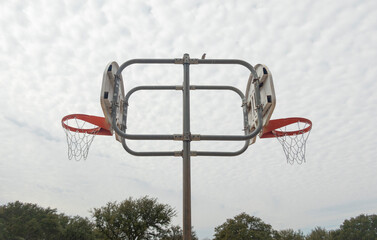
[100, 61, 125, 142]
[245, 64, 276, 145]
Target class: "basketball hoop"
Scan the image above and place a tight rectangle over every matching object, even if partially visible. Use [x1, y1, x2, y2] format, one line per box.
[260, 118, 312, 164]
[61, 114, 112, 161]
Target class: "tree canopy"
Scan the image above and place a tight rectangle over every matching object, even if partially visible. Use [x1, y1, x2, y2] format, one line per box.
[334, 214, 377, 240]
[160, 225, 198, 240]
[274, 229, 305, 240]
[305, 227, 331, 240]
[1, 199, 376, 240]
[91, 196, 176, 240]
[213, 212, 275, 240]
[0, 201, 61, 239]
[0, 201, 96, 240]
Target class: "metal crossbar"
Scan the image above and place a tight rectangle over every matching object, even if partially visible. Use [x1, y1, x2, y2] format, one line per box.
[109, 54, 263, 240]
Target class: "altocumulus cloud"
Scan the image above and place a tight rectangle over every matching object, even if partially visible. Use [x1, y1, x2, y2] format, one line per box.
[0, 0, 377, 238]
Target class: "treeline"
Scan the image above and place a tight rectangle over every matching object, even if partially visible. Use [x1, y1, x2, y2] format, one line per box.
[214, 212, 377, 240]
[0, 196, 197, 240]
[0, 196, 376, 240]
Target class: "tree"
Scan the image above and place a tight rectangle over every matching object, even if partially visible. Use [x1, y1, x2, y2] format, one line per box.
[0, 201, 62, 240]
[161, 225, 198, 240]
[334, 214, 377, 240]
[213, 212, 275, 240]
[0, 201, 100, 240]
[59, 215, 98, 240]
[92, 196, 176, 240]
[305, 227, 331, 240]
[274, 229, 305, 240]
[328, 229, 341, 239]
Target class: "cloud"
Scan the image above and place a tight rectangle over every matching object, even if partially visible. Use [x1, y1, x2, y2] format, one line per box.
[1, 0, 377, 239]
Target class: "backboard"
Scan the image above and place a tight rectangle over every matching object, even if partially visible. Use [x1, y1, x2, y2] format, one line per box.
[245, 64, 276, 144]
[100, 61, 125, 142]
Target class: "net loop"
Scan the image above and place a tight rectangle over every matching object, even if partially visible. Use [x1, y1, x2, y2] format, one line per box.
[272, 121, 311, 164]
[261, 118, 312, 164]
[61, 114, 112, 161]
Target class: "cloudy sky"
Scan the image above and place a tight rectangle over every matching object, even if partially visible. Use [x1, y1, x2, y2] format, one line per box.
[1, 0, 376, 238]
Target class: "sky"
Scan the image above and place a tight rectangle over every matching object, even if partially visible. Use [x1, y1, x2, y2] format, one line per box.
[1, 0, 377, 238]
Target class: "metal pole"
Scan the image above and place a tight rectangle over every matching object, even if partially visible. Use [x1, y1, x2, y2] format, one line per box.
[109, 56, 265, 240]
[182, 53, 192, 240]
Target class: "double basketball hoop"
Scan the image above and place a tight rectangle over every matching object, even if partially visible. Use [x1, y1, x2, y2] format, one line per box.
[62, 56, 312, 164]
[62, 116, 312, 164]
[61, 54, 312, 240]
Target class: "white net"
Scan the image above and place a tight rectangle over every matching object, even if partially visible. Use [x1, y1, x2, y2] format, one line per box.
[273, 121, 311, 164]
[62, 117, 100, 161]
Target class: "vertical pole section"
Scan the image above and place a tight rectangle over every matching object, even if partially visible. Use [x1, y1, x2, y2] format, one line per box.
[182, 54, 192, 240]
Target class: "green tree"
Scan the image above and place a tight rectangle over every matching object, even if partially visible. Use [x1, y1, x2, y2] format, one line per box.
[92, 196, 176, 240]
[334, 214, 377, 240]
[274, 229, 305, 240]
[0, 201, 62, 240]
[161, 225, 198, 240]
[305, 227, 331, 240]
[59, 215, 99, 240]
[0, 201, 100, 240]
[213, 212, 275, 240]
[328, 229, 340, 240]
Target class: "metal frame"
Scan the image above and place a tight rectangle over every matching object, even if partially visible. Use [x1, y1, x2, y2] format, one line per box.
[110, 54, 263, 240]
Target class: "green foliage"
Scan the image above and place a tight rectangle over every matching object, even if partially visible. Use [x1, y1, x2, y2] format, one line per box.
[213, 212, 275, 240]
[274, 228, 305, 240]
[305, 227, 331, 240]
[328, 229, 341, 239]
[92, 196, 176, 240]
[334, 214, 377, 240]
[212, 213, 376, 240]
[59, 215, 98, 240]
[0, 201, 99, 240]
[2, 200, 377, 240]
[160, 225, 198, 240]
[0, 201, 62, 240]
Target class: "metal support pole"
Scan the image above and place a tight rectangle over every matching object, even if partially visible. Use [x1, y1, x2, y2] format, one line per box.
[182, 54, 192, 240]
[109, 55, 265, 240]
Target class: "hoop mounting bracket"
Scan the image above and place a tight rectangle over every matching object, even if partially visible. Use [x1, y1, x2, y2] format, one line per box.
[252, 77, 260, 84]
[191, 134, 201, 141]
[175, 151, 183, 157]
[173, 134, 201, 141]
[174, 58, 199, 64]
[174, 134, 183, 141]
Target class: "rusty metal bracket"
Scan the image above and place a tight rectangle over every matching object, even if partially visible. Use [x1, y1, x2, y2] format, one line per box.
[190, 151, 198, 157]
[175, 151, 183, 157]
[183, 133, 191, 141]
[174, 134, 183, 141]
[191, 134, 201, 141]
[174, 57, 199, 65]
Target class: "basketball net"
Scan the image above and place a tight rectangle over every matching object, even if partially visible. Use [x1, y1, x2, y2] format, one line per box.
[62, 117, 100, 161]
[272, 121, 311, 164]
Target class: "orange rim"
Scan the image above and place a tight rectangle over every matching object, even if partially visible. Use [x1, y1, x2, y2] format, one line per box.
[260, 117, 312, 138]
[61, 114, 112, 136]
